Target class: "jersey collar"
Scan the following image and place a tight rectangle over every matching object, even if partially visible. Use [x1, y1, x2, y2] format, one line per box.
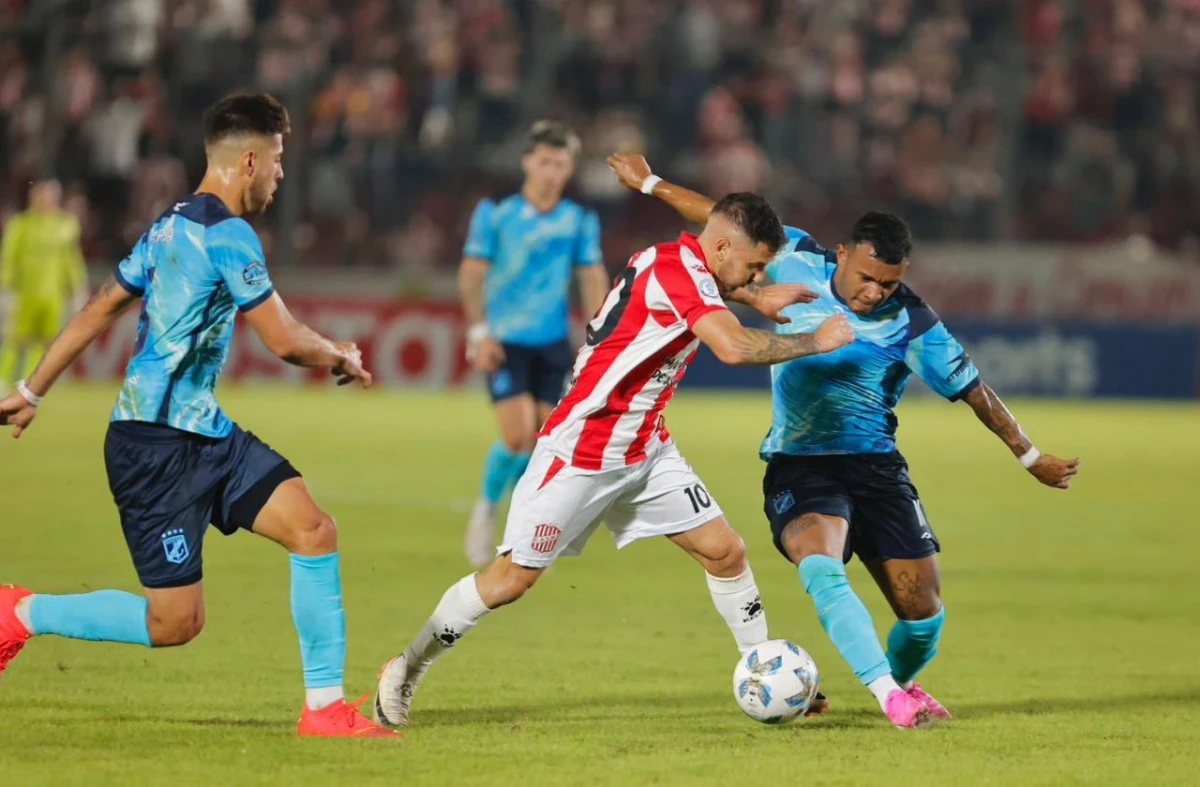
[678, 233, 712, 272]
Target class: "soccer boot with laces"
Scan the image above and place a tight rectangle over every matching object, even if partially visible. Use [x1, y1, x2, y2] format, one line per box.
[297, 694, 402, 738]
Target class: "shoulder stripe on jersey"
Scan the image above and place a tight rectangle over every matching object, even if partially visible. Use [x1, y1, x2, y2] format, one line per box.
[176, 193, 236, 228]
[650, 242, 725, 326]
[893, 285, 940, 340]
[156, 285, 224, 424]
[794, 234, 836, 262]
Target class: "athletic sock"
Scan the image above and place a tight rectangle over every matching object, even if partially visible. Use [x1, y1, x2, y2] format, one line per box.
[27, 591, 152, 646]
[798, 555, 892, 692]
[404, 575, 490, 677]
[867, 674, 905, 709]
[507, 451, 532, 493]
[886, 607, 945, 685]
[481, 440, 519, 504]
[290, 553, 346, 710]
[705, 568, 768, 653]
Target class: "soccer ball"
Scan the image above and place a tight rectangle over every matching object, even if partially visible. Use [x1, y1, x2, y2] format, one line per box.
[732, 639, 820, 724]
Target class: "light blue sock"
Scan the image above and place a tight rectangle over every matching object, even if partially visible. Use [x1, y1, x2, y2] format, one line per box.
[887, 607, 945, 685]
[798, 555, 891, 685]
[28, 591, 151, 646]
[481, 440, 518, 504]
[507, 452, 532, 494]
[289, 553, 346, 689]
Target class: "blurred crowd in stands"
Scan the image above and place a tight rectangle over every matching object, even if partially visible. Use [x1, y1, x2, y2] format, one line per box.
[1, 0, 1198, 271]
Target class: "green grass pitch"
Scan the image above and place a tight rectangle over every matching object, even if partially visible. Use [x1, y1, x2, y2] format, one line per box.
[1, 384, 1198, 785]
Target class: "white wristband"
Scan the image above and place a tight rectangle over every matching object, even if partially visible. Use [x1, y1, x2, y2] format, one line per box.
[16, 379, 44, 407]
[467, 322, 491, 344]
[1018, 446, 1041, 469]
[640, 175, 663, 195]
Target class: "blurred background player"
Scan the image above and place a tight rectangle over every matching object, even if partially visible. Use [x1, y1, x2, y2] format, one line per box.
[0, 94, 395, 738]
[611, 154, 1080, 729]
[0, 180, 88, 391]
[375, 192, 856, 728]
[460, 120, 610, 567]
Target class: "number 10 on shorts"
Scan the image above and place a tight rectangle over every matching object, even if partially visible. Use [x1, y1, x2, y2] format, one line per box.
[683, 484, 712, 514]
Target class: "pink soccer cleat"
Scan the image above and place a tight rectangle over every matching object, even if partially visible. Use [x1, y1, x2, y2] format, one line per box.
[907, 682, 952, 719]
[884, 688, 934, 729]
[0, 585, 33, 680]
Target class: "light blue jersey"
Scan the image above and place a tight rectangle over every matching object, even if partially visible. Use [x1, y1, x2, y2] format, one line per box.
[761, 227, 980, 458]
[464, 193, 602, 346]
[111, 193, 274, 438]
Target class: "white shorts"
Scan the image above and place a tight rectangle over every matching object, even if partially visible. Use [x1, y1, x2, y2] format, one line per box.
[499, 440, 725, 568]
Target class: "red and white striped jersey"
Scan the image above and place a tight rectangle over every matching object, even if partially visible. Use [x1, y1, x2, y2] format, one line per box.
[538, 233, 729, 470]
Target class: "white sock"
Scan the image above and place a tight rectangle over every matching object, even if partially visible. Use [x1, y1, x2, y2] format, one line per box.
[867, 674, 904, 710]
[305, 685, 344, 710]
[14, 596, 34, 633]
[404, 574, 491, 675]
[705, 568, 768, 653]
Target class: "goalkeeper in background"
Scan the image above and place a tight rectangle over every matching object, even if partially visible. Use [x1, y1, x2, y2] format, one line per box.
[0, 179, 88, 389]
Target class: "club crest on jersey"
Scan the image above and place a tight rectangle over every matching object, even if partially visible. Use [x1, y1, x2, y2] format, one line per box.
[242, 261, 268, 286]
[531, 524, 562, 554]
[699, 278, 720, 299]
[773, 491, 795, 516]
[162, 529, 189, 565]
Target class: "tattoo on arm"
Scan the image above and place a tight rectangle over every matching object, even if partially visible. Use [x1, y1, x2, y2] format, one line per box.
[963, 382, 1032, 456]
[728, 327, 819, 364]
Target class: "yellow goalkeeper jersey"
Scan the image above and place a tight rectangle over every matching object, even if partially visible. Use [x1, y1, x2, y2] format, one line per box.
[0, 210, 86, 302]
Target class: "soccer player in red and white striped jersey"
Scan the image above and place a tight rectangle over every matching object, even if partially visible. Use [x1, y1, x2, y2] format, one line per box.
[374, 193, 854, 727]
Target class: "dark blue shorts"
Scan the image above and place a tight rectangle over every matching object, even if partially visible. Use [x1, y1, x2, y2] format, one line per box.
[763, 452, 940, 564]
[104, 421, 301, 589]
[488, 340, 573, 405]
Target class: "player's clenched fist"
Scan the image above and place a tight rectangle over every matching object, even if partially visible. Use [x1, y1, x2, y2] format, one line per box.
[332, 341, 372, 388]
[0, 391, 37, 438]
[1028, 454, 1080, 490]
[813, 314, 855, 354]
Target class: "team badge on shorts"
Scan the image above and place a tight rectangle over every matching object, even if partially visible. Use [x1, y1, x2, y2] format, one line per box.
[162, 529, 190, 564]
[531, 524, 562, 554]
[772, 490, 795, 516]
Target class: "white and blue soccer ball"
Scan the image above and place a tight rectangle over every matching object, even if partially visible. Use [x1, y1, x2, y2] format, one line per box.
[733, 639, 820, 724]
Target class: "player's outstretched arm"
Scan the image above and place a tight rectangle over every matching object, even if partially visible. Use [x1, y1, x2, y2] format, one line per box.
[692, 309, 854, 366]
[243, 293, 372, 388]
[961, 382, 1080, 489]
[607, 153, 715, 226]
[0, 274, 138, 437]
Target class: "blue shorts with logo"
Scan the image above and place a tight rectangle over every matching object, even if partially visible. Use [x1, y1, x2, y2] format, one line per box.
[487, 339, 573, 405]
[104, 421, 300, 589]
[762, 452, 940, 564]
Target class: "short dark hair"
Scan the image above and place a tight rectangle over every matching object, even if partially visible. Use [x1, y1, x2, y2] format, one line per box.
[711, 192, 787, 253]
[851, 211, 912, 264]
[203, 93, 291, 146]
[525, 120, 581, 156]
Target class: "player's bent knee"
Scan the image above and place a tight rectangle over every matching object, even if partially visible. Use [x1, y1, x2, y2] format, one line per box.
[287, 511, 338, 555]
[702, 531, 748, 577]
[477, 554, 543, 608]
[781, 514, 847, 564]
[896, 593, 942, 621]
[147, 607, 205, 647]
